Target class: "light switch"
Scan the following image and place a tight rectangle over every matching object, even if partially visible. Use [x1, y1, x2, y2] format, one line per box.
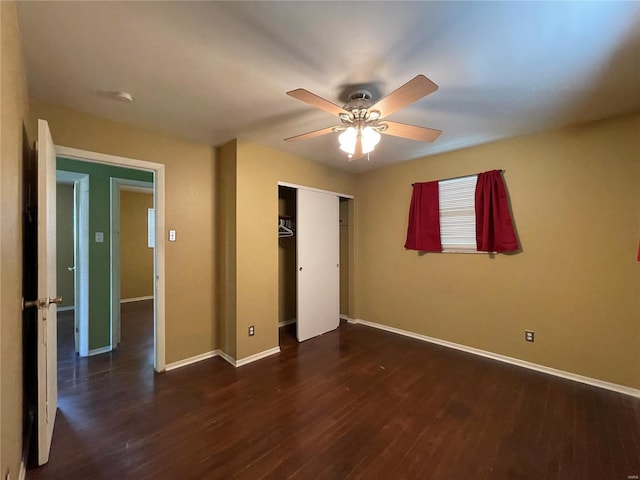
[95, 232, 104, 243]
[169, 230, 176, 242]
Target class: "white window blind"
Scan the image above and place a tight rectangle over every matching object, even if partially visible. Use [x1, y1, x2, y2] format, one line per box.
[439, 175, 478, 252]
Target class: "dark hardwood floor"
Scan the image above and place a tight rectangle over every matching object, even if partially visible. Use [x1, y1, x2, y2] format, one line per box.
[28, 301, 640, 479]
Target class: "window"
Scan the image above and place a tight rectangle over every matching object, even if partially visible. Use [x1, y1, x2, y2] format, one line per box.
[438, 175, 478, 253]
[405, 169, 518, 254]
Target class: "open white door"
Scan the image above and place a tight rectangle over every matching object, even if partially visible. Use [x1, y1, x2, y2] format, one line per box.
[296, 189, 340, 342]
[36, 119, 59, 464]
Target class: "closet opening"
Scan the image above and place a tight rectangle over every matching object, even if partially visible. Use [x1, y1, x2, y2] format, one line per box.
[278, 186, 297, 345]
[278, 184, 352, 349]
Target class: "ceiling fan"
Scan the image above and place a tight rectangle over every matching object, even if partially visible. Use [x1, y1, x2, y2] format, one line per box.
[285, 75, 442, 161]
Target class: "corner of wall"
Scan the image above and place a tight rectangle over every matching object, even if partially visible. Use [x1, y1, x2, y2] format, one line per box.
[1, 0, 31, 476]
[215, 140, 238, 358]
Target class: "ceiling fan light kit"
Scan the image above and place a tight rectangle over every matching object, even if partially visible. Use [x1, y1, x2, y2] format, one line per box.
[285, 74, 442, 161]
[338, 126, 381, 157]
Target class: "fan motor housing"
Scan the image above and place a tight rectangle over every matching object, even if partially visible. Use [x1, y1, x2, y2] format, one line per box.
[344, 89, 374, 110]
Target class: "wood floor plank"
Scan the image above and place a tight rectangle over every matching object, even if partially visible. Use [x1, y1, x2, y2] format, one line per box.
[27, 302, 640, 480]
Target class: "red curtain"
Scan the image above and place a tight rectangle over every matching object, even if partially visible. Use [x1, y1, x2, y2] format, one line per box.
[475, 170, 519, 252]
[405, 181, 442, 252]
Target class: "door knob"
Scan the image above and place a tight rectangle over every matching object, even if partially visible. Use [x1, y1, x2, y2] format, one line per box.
[23, 297, 63, 309]
[24, 298, 43, 309]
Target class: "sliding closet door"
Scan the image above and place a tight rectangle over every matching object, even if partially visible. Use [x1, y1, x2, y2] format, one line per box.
[297, 188, 340, 342]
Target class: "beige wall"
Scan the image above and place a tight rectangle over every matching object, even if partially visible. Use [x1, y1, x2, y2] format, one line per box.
[355, 112, 640, 389]
[56, 184, 74, 308]
[30, 100, 217, 365]
[0, 1, 30, 476]
[234, 141, 356, 359]
[120, 191, 154, 299]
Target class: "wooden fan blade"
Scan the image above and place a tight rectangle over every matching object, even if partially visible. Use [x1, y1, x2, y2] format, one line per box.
[286, 89, 348, 117]
[382, 121, 442, 142]
[284, 126, 336, 142]
[371, 75, 438, 119]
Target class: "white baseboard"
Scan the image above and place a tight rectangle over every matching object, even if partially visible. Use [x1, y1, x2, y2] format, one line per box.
[351, 318, 640, 398]
[19, 459, 26, 480]
[165, 350, 218, 371]
[120, 296, 153, 303]
[236, 347, 281, 367]
[88, 345, 112, 356]
[217, 350, 237, 367]
[57, 305, 75, 312]
[278, 318, 296, 328]
[163, 346, 281, 371]
[217, 347, 282, 368]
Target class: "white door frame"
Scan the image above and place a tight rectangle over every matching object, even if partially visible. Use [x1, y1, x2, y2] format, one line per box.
[55, 171, 90, 357]
[277, 181, 354, 200]
[110, 178, 154, 348]
[56, 146, 166, 372]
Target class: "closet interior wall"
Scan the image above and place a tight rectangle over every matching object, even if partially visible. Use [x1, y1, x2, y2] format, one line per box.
[339, 198, 350, 317]
[278, 186, 297, 327]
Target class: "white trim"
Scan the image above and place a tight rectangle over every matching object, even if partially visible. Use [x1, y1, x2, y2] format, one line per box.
[351, 318, 640, 398]
[19, 459, 26, 480]
[278, 318, 296, 328]
[236, 347, 281, 367]
[120, 184, 152, 194]
[55, 170, 89, 357]
[165, 350, 218, 371]
[121, 296, 154, 304]
[162, 347, 281, 371]
[88, 345, 112, 356]
[56, 145, 166, 372]
[76, 174, 90, 357]
[56, 305, 75, 312]
[217, 350, 237, 367]
[340, 314, 350, 321]
[277, 181, 354, 199]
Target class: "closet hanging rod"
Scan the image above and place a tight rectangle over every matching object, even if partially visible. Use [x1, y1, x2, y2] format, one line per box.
[411, 169, 504, 186]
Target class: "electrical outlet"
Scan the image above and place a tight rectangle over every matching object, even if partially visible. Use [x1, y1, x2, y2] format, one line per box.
[248, 325, 255, 336]
[525, 330, 535, 342]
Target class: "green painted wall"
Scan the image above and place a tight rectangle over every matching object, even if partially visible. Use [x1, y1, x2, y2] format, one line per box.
[57, 157, 153, 350]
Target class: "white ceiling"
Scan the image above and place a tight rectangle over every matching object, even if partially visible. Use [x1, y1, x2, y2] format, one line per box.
[16, 1, 640, 173]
